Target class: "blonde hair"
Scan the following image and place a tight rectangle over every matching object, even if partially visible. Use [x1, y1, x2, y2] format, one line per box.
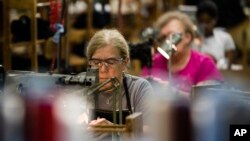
[154, 11, 195, 40]
[86, 29, 130, 60]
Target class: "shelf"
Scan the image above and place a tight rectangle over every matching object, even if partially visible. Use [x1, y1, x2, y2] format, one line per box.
[3, 0, 52, 71]
[9, 0, 35, 9]
[10, 39, 46, 48]
[37, 2, 50, 7]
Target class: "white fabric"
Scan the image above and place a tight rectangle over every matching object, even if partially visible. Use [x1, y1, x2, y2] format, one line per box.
[201, 28, 235, 61]
[195, 28, 236, 69]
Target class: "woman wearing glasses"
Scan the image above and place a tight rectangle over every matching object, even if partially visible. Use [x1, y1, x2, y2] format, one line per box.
[141, 11, 223, 96]
[85, 29, 153, 137]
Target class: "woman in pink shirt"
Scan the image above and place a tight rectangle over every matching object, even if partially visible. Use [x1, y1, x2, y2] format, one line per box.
[141, 11, 223, 95]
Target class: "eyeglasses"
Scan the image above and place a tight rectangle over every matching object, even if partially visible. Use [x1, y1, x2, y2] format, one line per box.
[159, 32, 184, 42]
[88, 58, 124, 68]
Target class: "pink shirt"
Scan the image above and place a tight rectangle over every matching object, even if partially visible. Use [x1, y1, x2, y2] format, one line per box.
[141, 49, 223, 92]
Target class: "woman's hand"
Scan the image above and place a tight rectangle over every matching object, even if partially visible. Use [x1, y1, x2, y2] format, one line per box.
[89, 118, 112, 126]
[88, 118, 113, 140]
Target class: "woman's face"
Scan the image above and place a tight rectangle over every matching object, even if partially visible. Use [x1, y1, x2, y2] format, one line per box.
[160, 19, 191, 61]
[90, 45, 127, 92]
[197, 13, 216, 37]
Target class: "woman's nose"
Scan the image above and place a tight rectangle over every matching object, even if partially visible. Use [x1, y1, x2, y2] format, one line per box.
[99, 63, 108, 72]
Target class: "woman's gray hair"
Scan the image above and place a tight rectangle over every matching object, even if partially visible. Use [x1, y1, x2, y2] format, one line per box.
[154, 10, 196, 40]
[86, 29, 130, 60]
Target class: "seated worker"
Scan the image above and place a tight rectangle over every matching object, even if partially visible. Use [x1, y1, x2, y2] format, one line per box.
[195, 0, 236, 70]
[85, 29, 153, 138]
[141, 11, 223, 95]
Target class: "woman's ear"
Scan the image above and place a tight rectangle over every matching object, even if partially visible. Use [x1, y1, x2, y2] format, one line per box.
[183, 33, 192, 44]
[123, 57, 130, 71]
[125, 57, 130, 64]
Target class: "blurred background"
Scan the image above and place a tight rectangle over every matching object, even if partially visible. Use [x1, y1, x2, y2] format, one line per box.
[1, 0, 250, 91]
